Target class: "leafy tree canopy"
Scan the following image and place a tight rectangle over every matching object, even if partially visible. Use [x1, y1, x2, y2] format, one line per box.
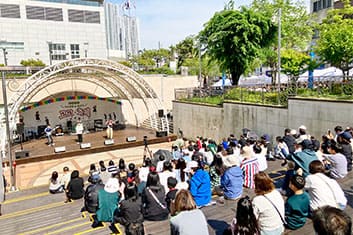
[251, 0, 314, 50]
[199, 5, 277, 85]
[281, 49, 310, 79]
[20, 58, 45, 67]
[316, 0, 353, 76]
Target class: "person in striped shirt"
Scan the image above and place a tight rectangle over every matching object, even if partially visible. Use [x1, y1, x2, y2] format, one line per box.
[240, 145, 260, 189]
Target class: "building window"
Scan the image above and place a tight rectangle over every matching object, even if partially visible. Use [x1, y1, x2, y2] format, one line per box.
[327, 0, 332, 7]
[68, 9, 100, 24]
[0, 4, 20, 18]
[313, 1, 318, 12]
[70, 44, 80, 59]
[26, 6, 63, 21]
[49, 43, 66, 61]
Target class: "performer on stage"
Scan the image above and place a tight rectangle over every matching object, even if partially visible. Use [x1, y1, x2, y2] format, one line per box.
[44, 124, 54, 146]
[75, 118, 84, 144]
[106, 119, 114, 139]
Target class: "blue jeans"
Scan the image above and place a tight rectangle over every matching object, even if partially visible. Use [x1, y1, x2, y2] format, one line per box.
[261, 226, 284, 235]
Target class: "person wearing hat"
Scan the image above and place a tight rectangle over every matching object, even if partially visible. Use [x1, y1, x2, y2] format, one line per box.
[185, 160, 211, 207]
[240, 146, 259, 189]
[285, 175, 310, 230]
[82, 174, 104, 213]
[298, 125, 310, 141]
[220, 157, 243, 200]
[287, 139, 318, 178]
[93, 177, 121, 227]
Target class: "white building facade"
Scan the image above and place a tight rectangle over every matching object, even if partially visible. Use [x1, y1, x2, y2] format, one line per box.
[0, 0, 108, 65]
[104, 2, 140, 59]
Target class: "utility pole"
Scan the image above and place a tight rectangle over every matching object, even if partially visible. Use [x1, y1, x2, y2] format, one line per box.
[277, 8, 281, 105]
[199, 41, 202, 89]
[2, 48, 7, 66]
[2, 70, 15, 190]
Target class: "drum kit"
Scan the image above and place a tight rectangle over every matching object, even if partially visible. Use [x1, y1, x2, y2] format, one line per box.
[54, 124, 64, 136]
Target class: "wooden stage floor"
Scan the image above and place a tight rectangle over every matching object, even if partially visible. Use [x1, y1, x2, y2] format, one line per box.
[10, 126, 175, 165]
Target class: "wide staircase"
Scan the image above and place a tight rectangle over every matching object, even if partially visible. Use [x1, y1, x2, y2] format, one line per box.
[1, 160, 352, 235]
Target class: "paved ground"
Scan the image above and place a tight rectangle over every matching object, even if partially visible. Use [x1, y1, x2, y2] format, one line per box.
[5, 141, 173, 189]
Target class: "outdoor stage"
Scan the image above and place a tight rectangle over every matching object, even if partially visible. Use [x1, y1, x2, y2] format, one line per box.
[10, 125, 176, 165]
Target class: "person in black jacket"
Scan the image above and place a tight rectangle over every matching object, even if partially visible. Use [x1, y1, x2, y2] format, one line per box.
[112, 183, 144, 235]
[141, 172, 169, 221]
[82, 174, 104, 213]
[65, 170, 84, 203]
[283, 128, 296, 154]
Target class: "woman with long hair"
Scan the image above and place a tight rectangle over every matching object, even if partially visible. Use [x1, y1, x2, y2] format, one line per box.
[209, 155, 226, 195]
[49, 171, 64, 194]
[170, 189, 209, 235]
[65, 170, 84, 202]
[141, 172, 169, 221]
[252, 172, 284, 235]
[224, 196, 260, 235]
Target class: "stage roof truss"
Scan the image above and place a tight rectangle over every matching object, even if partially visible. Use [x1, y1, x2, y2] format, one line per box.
[7, 58, 167, 133]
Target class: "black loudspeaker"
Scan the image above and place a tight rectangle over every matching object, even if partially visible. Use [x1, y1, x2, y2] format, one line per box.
[15, 150, 30, 159]
[158, 109, 164, 117]
[17, 123, 24, 135]
[156, 131, 167, 137]
[126, 136, 136, 142]
[37, 125, 47, 137]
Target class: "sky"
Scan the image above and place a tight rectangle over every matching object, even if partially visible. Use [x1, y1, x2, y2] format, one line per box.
[107, 0, 309, 50]
[107, 0, 251, 49]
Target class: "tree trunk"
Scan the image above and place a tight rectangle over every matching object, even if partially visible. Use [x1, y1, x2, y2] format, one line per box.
[230, 69, 242, 86]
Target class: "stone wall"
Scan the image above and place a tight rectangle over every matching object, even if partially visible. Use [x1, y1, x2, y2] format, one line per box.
[173, 97, 353, 143]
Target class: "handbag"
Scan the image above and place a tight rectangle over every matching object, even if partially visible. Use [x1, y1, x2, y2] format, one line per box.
[263, 195, 287, 225]
[147, 187, 167, 210]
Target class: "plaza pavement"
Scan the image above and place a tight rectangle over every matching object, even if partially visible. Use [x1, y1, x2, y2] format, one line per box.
[4, 142, 172, 190]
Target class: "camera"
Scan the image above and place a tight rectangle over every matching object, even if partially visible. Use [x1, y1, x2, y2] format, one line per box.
[143, 136, 148, 147]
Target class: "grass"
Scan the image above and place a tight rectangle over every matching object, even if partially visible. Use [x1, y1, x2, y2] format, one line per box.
[180, 85, 353, 106]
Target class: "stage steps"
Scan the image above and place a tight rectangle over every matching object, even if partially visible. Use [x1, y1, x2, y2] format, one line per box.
[140, 113, 174, 134]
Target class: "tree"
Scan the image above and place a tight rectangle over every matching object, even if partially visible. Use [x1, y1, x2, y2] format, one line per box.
[281, 49, 310, 81]
[199, 5, 277, 85]
[251, 0, 314, 84]
[316, 0, 353, 77]
[175, 36, 197, 68]
[20, 58, 45, 67]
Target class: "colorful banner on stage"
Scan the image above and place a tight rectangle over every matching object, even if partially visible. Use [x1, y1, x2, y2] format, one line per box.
[20, 96, 122, 112]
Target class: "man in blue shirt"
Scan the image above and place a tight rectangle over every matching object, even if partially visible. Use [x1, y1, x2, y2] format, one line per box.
[185, 160, 211, 207]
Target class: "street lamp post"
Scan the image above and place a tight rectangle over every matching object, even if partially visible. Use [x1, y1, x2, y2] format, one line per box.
[83, 42, 89, 58]
[277, 8, 282, 105]
[1, 69, 15, 191]
[198, 41, 202, 89]
[1, 48, 7, 66]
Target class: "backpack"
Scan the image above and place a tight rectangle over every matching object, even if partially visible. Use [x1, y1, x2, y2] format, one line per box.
[125, 222, 144, 235]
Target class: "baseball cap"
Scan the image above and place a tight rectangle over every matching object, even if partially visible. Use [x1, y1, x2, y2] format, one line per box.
[184, 160, 198, 173]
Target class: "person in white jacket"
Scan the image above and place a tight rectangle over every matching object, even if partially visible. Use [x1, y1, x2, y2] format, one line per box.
[305, 160, 347, 211]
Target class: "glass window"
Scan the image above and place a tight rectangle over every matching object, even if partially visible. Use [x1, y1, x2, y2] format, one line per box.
[49, 43, 66, 61]
[70, 44, 80, 59]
